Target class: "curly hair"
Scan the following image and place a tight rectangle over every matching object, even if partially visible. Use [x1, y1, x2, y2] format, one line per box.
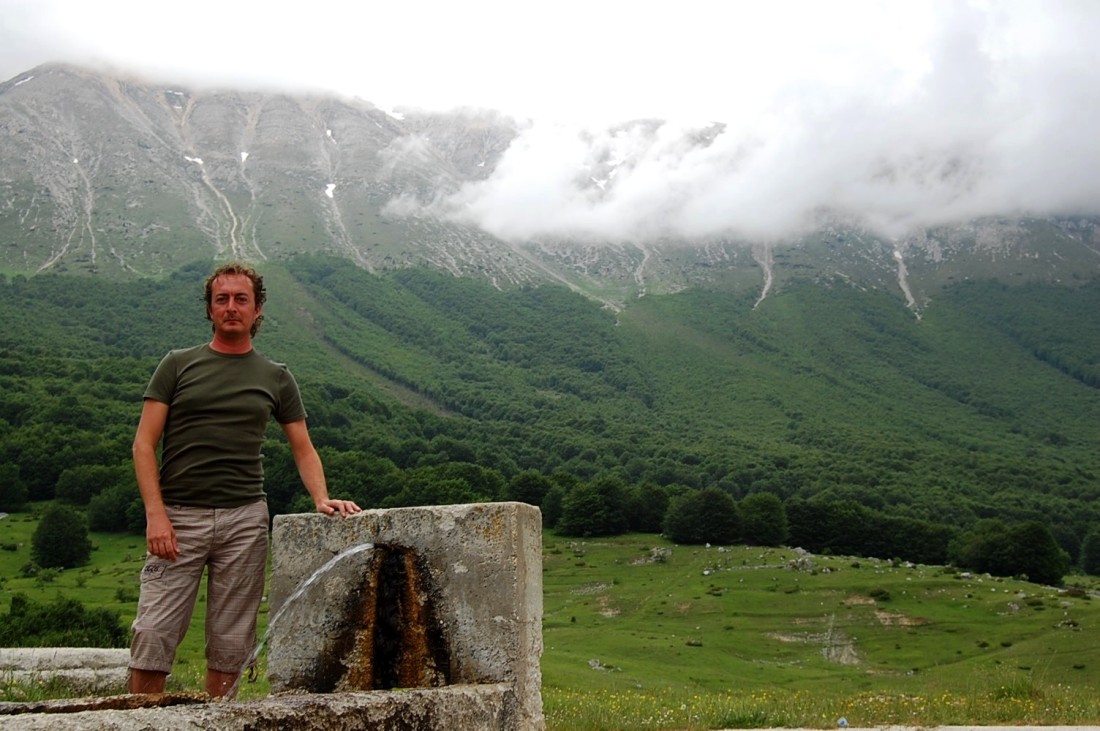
[204, 261, 267, 337]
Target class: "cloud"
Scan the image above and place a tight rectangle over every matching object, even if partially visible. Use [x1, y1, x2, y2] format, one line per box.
[3, 0, 1099, 244]
[399, 1, 1100, 243]
[0, 0, 940, 121]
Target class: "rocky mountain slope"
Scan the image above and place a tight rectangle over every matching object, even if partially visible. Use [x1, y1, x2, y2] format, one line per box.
[2, 63, 1098, 308]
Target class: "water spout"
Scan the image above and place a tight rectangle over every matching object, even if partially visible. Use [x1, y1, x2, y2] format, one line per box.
[229, 542, 376, 697]
[263, 542, 452, 694]
[269, 543, 377, 632]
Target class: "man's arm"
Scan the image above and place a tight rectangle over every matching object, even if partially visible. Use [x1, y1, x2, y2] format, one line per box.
[281, 419, 361, 516]
[133, 398, 179, 560]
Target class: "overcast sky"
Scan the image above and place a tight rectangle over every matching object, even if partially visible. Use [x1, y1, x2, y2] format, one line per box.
[3, 0, 1099, 242]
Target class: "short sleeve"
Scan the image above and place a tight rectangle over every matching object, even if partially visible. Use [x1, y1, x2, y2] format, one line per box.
[275, 367, 308, 423]
[144, 351, 179, 404]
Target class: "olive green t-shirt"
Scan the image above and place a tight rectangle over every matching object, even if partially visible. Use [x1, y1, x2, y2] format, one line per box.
[144, 344, 308, 508]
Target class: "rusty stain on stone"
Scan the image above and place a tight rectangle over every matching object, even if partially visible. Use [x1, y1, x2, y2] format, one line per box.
[336, 544, 450, 692]
[0, 692, 208, 716]
[479, 509, 507, 541]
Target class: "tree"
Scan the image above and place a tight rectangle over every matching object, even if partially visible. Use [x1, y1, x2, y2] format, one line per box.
[950, 519, 1069, 585]
[1051, 523, 1081, 565]
[380, 462, 505, 508]
[540, 485, 566, 529]
[867, 513, 954, 565]
[0, 462, 28, 512]
[382, 477, 482, 508]
[949, 519, 1010, 573]
[1005, 521, 1069, 586]
[557, 477, 629, 537]
[663, 488, 740, 545]
[56, 464, 129, 505]
[507, 470, 553, 507]
[11, 427, 79, 500]
[1081, 530, 1100, 576]
[31, 503, 92, 569]
[429, 462, 506, 501]
[624, 482, 670, 534]
[739, 492, 789, 547]
[296, 447, 401, 512]
[785, 498, 869, 555]
[88, 482, 142, 533]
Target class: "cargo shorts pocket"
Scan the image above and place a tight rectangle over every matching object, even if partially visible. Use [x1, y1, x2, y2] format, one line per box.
[140, 563, 167, 582]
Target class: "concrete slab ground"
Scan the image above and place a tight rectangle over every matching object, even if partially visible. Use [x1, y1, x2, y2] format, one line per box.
[0, 684, 516, 730]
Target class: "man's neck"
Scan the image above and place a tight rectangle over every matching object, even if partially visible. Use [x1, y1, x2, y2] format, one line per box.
[209, 334, 254, 355]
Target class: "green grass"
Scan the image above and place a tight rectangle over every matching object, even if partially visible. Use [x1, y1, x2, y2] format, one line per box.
[4, 512, 1100, 726]
[541, 533, 1100, 728]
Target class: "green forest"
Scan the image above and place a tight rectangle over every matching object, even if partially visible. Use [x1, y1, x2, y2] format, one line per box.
[1, 257, 1099, 585]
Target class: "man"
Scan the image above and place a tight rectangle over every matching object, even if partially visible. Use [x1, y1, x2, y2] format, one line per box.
[128, 261, 360, 697]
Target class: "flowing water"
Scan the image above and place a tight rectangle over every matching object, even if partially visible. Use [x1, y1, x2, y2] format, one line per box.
[226, 542, 376, 698]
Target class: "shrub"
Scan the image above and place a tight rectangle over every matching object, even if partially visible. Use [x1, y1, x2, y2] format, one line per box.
[558, 477, 629, 537]
[869, 588, 892, 602]
[663, 488, 740, 545]
[0, 593, 129, 647]
[31, 503, 92, 569]
[739, 492, 789, 546]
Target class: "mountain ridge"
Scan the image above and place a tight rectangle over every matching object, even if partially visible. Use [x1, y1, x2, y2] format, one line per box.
[3, 63, 1100, 309]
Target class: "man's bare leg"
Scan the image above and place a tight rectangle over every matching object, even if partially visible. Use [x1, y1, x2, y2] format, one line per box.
[128, 668, 168, 694]
[206, 668, 240, 698]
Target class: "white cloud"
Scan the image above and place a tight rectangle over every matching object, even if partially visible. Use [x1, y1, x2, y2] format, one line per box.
[2, 0, 1099, 242]
[0, 0, 935, 121]
[404, 0, 1100, 242]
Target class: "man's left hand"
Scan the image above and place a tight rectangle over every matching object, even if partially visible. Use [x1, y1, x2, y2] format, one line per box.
[317, 498, 362, 517]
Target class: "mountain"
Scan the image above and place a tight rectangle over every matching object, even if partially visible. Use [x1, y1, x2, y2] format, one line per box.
[3, 63, 1100, 308]
[0, 64, 525, 280]
[2, 64, 1100, 566]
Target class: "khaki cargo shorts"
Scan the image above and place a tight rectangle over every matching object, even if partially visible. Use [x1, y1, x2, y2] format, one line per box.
[129, 500, 269, 675]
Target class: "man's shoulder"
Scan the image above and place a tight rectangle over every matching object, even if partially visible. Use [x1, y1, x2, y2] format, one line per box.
[248, 348, 292, 372]
[170, 343, 210, 357]
[157, 343, 210, 366]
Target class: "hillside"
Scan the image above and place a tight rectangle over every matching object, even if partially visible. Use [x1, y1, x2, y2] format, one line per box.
[2, 258, 1098, 550]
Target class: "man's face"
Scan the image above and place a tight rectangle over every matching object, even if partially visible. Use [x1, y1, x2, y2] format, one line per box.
[208, 274, 261, 339]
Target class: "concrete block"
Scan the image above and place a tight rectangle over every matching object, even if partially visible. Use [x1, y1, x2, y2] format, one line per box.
[0, 648, 129, 695]
[268, 502, 543, 731]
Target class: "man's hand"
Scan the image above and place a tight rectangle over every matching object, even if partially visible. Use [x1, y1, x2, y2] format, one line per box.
[146, 511, 179, 561]
[317, 498, 362, 517]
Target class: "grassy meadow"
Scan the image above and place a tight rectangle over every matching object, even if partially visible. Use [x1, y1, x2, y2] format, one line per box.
[3, 509, 1100, 728]
[540, 533, 1100, 729]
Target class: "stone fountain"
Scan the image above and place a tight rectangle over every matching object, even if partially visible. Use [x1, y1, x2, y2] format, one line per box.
[1, 502, 544, 731]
